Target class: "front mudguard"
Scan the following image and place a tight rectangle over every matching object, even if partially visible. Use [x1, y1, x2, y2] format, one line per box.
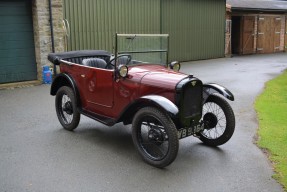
[203, 83, 234, 103]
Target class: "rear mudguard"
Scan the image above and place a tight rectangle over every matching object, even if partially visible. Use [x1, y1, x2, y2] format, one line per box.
[50, 73, 81, 108]
[203, 83, 234, 102]
[118, 95, 179, 125]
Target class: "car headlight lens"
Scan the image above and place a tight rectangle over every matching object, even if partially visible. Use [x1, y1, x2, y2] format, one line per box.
[118, 65, 128, 78]
[170, 61, 181, 72]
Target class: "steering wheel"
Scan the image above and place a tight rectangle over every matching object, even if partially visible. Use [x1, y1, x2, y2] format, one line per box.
[106, 54, 132, 69]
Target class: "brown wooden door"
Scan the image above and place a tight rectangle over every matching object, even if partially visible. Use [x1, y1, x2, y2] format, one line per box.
[274, 17, 281, 52]
[285, 17, 287, 51]
[257, 16, 274, 53]
[242, 16, 255, 54]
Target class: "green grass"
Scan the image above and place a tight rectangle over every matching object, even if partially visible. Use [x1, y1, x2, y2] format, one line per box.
[255, 69, 287, 190]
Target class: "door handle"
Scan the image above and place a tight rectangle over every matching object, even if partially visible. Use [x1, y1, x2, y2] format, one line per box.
[81, 74, 85, 78]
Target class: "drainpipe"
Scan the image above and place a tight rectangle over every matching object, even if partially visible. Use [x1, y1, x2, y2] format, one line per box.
[48, 0, 57, 75]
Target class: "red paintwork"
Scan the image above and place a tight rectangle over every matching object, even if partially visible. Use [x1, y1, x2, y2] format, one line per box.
[60, 63, 188, 119]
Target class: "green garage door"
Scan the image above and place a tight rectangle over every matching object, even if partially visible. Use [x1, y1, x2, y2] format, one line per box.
[0, 0, 37, 84]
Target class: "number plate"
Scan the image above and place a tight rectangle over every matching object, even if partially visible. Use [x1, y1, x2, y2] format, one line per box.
[177, 124, 204, 139]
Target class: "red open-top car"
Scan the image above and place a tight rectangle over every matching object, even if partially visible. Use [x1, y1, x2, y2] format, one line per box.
[48, 34, 235, 168]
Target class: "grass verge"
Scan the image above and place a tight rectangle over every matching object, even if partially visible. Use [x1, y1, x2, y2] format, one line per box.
[255, 69, 287, 190]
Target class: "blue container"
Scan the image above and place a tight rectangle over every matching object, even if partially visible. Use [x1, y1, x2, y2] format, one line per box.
[42, 66, 52, 84]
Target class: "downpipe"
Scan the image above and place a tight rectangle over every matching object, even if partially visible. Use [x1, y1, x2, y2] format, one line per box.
[48, 0, 57, 76]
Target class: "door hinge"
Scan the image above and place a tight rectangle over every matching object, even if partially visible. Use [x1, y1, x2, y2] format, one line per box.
[258, 32, 264, 35]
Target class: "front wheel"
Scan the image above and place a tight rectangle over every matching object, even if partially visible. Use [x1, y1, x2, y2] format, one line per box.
[55, 86, 80, 131]
[132, 107, 179, 168]
[198, 94, 235, 146]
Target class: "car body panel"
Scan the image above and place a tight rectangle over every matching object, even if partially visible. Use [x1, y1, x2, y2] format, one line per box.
[58, 62, 188, 119]
[48, 34, 234, 129]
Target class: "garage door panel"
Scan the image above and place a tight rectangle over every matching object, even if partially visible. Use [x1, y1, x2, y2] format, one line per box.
[0, 16, 32, 25]
[285, 17, 287, 51]
[0, 9, 30, 16]
[257, 16, 274, 53]
[0, 2, 30, 16]
[0, 71, 37, 83]
[0, 48, 35, 58]
[0, 57, 36, 67]
[0, 0, 37, 84]
[257, 17, 265, 53]
[274, 17, 281, 52]
[0, 40, 35, 49]
[0, 24, 33, 33]
[242, 16, 255, 54]
[0, 32, 34, 41]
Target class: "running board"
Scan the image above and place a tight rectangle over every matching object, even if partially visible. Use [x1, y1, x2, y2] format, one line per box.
[80, 109, 116, 126]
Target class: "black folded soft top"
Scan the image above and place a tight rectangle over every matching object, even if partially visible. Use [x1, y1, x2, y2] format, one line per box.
[48, 50, 112, 65]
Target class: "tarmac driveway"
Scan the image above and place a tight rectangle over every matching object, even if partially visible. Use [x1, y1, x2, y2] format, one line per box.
[0, 53, 286, 192]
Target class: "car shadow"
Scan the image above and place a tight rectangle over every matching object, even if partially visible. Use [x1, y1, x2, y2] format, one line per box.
[55, 122, 137, 154]
[54, 121, 229, 170]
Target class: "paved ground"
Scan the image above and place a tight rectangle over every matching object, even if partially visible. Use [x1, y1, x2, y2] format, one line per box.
[0, 53, 286, 192]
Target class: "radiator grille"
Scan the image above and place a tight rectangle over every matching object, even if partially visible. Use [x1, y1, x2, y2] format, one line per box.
[175, 78, 203, 127]
[182, 81, 202, 118]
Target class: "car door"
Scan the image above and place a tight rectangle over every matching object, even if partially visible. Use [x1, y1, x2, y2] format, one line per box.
[80, 66, 114, 115]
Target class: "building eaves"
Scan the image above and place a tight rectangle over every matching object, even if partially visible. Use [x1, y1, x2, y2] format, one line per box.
[226, 0, 287, 12]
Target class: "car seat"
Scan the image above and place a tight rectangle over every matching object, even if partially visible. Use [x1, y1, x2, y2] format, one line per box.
[82, 58, 107, 69]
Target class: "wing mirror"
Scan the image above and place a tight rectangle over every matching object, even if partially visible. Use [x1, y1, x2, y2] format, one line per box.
[170, 61, 181, 72]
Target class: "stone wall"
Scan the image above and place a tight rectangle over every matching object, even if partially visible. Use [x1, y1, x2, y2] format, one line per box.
[32, 0, 64, 81]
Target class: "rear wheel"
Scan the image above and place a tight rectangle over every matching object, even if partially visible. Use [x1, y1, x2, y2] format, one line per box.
[55, 86, 80, 131]
[132, 107, 179, 168]
[198, 95, 235, 146]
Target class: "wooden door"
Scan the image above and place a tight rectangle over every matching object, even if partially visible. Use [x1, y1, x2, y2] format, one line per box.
[257, 16, 274, 53]
[274, 17, 281, 52]
[285, 17, 287, 51]
[242, 16, 255, 54]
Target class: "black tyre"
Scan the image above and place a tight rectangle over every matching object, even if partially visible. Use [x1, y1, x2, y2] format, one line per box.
[198, 94, 235, 146]
[132, 107, 179, 168]
[55, 86, 80, 131]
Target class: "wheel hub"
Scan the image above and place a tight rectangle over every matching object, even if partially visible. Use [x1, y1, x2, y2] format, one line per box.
[63, 101, 73, 115]
[148, 128, 165, 145]
[203, 112, 218, 129]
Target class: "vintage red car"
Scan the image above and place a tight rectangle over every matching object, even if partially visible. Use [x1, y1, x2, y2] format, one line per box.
[48, 34, 235, 168]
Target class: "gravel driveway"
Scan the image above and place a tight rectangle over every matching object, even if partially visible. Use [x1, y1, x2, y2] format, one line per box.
[0, 53, 286, 192]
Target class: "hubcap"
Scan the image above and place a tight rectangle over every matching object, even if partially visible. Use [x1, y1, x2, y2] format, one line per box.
[203, 112, 218, 129]
[148, 128, 165, 145]
[63, 101, 73, 115]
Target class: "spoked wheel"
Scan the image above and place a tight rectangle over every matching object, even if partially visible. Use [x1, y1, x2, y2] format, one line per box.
[132, 107, 178, 168]
[198, 94, 235, 146]
[55, 86, 80, 131]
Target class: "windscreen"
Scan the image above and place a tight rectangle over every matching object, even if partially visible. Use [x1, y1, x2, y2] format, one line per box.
[116, 34, 169, 65]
